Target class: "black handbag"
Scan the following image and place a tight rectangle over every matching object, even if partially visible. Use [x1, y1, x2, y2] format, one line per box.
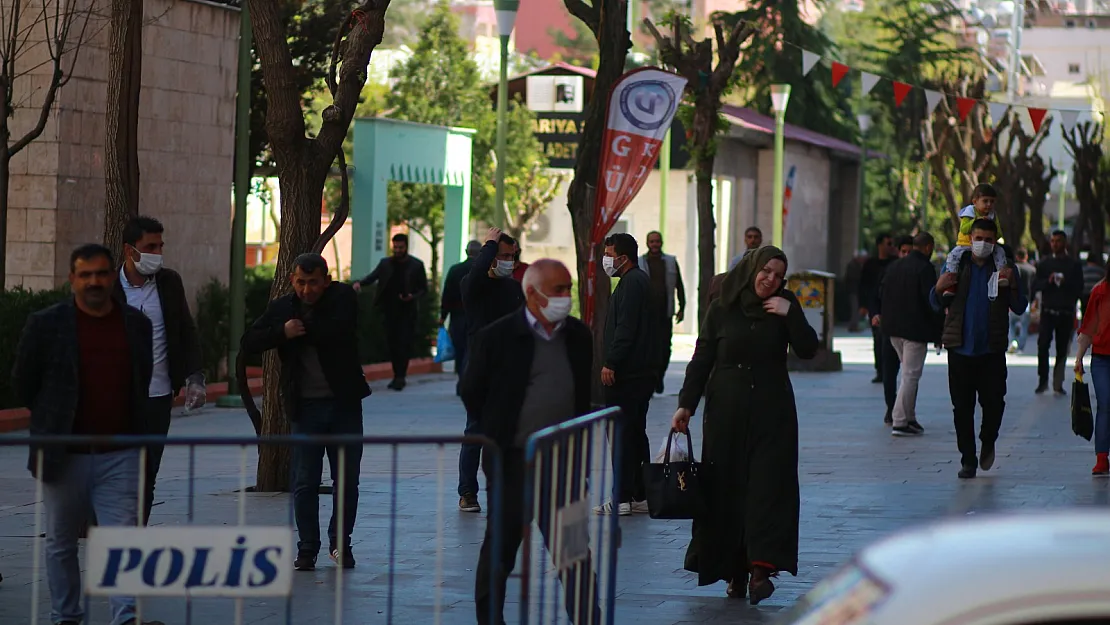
[642, 428, 705, 520]
[1073, 373, 1094, 441]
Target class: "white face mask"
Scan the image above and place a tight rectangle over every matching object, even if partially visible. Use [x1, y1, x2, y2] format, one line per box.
[493, 260, 514, 278]
[602, 256, 624, 277]
[971, 240, 994, 259]
[540, 295, 572, 324]
[132, 249, 163, 276]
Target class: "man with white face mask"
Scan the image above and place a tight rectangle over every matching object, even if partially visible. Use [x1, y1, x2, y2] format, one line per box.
[457, 227, 525, 513]
[112, 216, 204, 525]
[462, 259, 600, 625]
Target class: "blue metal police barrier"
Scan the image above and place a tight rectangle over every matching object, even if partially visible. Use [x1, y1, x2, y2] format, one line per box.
[520, 407, 623, 625]
[0, 434, 503, 625]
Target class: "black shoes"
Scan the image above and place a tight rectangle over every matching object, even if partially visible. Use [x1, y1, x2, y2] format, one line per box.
[1054, 386, 1066, 396]
[980, 444, 996, 471]
[891, 421, 924, 436]
[387, 377, 407, 391]
[884, 412, 893, 425]
[871, 374, 882, 384]
[958, 463, 977, 479]
[329, 547, 356, 569]
[294, 552, 317, 571]
[1035, 383, 1048, 394]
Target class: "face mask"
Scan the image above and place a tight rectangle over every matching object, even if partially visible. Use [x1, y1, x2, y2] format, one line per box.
[540, 295, 572, 324]
[133, 249, 163, 276]
[493, 260, 514, 278]
[971, 241, 994, 259]
[602, 256, 624, 277]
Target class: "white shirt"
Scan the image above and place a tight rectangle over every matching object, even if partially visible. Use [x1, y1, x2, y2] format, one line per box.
[120, 267, 172, 397]
[524, 308, 564, 341]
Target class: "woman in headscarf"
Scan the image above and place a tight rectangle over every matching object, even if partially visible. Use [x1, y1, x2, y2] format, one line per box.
[672, 246, 819, 604]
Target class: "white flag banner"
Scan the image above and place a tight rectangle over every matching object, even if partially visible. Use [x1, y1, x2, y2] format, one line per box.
[802, 50, 821, 76]
[988, 102, 1010, 125]
[1058, 109, 1080, 132]
[861, 72, 880, 96]
[924, 90, 944, 115]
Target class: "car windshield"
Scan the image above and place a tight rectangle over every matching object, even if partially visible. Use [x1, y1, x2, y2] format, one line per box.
[775, 564, 891, 625]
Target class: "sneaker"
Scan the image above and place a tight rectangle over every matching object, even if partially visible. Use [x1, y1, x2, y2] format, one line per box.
[1093, 453, 1109, 476]
[329, 548, 355, 569]
[891, 426, 921, 437]
[294, 552, 316, 571]
[630, 500, 650, 514]
[593, 501, 631, 516]
[907, 421, 925, 434]
[1054, 386, 1066, 396]
[459, 493, 481, 513]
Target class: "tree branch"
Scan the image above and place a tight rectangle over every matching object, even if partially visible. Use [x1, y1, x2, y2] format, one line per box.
[247, 0, 313, 159]
[563, 0, 599, 36]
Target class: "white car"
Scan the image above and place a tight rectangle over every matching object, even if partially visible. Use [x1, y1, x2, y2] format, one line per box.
[778, 511, 1110, 625]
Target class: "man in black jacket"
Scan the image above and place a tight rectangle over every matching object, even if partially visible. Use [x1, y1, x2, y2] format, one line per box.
[860, 233, 897, 383]
[462, 259, 599, 625]
[457, 227, 524, 513]
[353, 233, 428, 391]
[242, 253, 370, 571]
[1033, 230, 1084, 395]
[598, 232, 660, 516]
[113, 216, 205, 525]
[878, 232, 940, 436]
[441, 240, 482, 390]
[14, 244, 162, 625]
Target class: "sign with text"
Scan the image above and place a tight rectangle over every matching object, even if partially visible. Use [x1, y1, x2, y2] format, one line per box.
[584, 67, 687, 324]
[85, 526, 294, 597]
[532, 113, 587, 169]
[553, 499, 591, 571]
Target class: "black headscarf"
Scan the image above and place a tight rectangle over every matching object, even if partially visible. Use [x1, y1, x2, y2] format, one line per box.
[719, 246, 788, 319]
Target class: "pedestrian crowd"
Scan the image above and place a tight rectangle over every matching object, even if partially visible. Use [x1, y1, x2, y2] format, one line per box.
[14, 182, 1110, 624]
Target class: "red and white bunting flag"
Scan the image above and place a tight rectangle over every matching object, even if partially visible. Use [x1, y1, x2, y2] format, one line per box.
[1058, 109, 1080, 132]
[861, 72, 880, 96]
[1027, 107, 1048, 134]
[924, 90, 943, 115]
[987, 102, 1010, 125]
[831, 62, 849, 87]
[956, 97, 977, 122]
[802, 50, 821, 76]
[892, 81, 912, 107]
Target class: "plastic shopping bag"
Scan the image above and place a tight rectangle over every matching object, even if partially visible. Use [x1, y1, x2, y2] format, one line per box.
[434, 326, 455, 363]
[653, 431, 690, 463]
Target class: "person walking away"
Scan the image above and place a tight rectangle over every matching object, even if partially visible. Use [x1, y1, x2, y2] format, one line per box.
[727, 226, 763, 270]
[672, 246, 818, 604]
[113, 216, 205, 526]
[639, 231, 687, 394]
[464, 260, 600, 625]
[1081, 254, 1105, 318]
[860, 233, 897, 383]
[1033, 231, 1084, 395]
[1074, 262, 1110, 476]
[457, 227, 525, 513]
[596, 233, 660, 516]
[845, 251, 867, 333]
[352, 233, 428, 391]
[441, 240, 482, 394]
[13, 244, 163, 625]
[1009, 248, 1036, 353]
[242, 254, 370, 570]
[930, 219, 1028, 479]
[877, 233, 940, 435]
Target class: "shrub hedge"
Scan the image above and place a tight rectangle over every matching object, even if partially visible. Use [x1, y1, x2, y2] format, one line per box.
[0, 286, 73, 409]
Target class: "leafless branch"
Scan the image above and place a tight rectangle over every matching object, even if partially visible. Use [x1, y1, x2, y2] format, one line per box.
[563, 0, 599, 35]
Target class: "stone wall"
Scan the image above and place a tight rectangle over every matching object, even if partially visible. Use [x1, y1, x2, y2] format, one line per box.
[5, 0, 238, 298]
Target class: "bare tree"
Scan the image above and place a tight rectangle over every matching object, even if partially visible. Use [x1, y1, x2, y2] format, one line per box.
[248, 0, 389, 491]
[1024, 154, 1055, 256]
[982, 111, 1052, 248]
[0, 0, 92, 287]
[923, 78, 993, 235]
[101, 0, 141, 255]
[1064, 121, 1106, 259]
[643, 13, 752, 315]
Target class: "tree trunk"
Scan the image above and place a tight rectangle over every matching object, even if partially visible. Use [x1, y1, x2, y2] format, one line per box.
[256, 163, 325, 492]
[695, 156, 715, 316]
[430, 231, 441, 288]
[103, 0, 143, 255]
[0, 147, 9, 289]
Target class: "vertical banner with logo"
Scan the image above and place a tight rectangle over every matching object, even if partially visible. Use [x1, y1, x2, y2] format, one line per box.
[585, 67, 687, 325]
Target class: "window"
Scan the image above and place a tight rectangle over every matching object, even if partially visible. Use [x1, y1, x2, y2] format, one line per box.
[1069, 63, 1081, 75]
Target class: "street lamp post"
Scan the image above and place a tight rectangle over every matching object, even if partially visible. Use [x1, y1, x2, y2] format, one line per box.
[770, 84, 791, 248]
[856, 112, 871, 253]
[1058, 169, 1068, 231]
[494, 0, 519, 229]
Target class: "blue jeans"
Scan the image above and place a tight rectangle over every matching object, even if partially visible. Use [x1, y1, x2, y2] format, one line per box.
[458, 409, 482, 497]
[292, 398, 364, 554]
[43, 448, 140, 625]
[1090, 356, 1110, 453]
[1009, 311, 1030, 350]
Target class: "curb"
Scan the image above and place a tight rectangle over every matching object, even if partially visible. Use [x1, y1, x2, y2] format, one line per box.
[0, 358, 443, 434]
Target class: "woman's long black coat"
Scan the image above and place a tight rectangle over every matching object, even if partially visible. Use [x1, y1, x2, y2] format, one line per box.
[677, 290, 819, 585]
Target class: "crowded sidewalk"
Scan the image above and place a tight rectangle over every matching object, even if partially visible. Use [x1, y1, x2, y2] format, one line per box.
[0, 330, 1104, 624]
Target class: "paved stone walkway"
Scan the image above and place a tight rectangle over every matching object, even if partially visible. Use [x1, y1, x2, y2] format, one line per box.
[0, 330, 1106, 624]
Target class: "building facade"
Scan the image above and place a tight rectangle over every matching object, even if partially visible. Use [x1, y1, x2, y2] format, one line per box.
[6, 0, 239, 294]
